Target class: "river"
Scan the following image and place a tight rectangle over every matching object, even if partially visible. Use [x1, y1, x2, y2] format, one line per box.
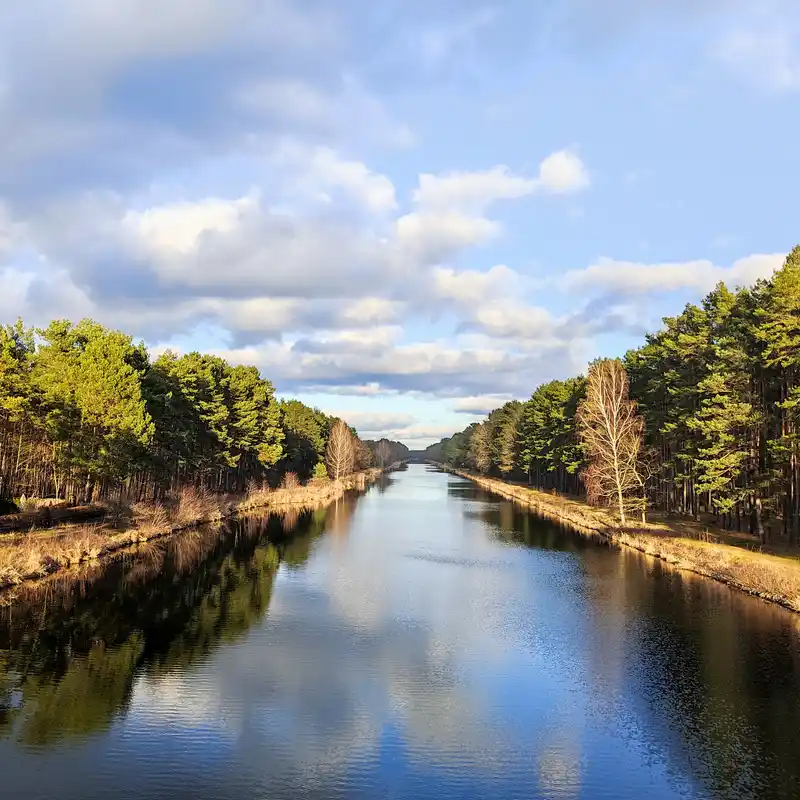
[1, 465, 799, 800]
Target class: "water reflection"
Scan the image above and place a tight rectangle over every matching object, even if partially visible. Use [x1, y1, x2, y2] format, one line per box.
[461, 483, 800, 799]
[0, 498, 359, 751]
[0, 468, 799, 800]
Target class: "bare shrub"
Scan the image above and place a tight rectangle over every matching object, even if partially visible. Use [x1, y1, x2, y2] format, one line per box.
[175, 486, 216, 526]
[132, 501, 170, 535]
[281, 472, 300, 490]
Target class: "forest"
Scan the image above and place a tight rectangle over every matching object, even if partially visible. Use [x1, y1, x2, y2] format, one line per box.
[0, 317, 407, 507]
[426, 245, 800, 543]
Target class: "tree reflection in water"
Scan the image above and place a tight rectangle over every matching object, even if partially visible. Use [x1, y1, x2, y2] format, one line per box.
[0, 497, 358, 747]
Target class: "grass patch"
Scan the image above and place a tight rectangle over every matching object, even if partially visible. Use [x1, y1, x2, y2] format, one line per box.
[0, 469, 385, 594]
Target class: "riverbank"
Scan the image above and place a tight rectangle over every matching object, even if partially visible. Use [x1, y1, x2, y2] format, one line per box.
[0, 468, 390, 593]
[446, 467, 800, 614]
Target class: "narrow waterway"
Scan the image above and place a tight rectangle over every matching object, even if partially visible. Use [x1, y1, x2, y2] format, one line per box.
[1, 465, 799, 800]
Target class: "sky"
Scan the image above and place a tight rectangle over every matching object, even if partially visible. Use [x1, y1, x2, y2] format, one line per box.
[0, 1, 798, 448]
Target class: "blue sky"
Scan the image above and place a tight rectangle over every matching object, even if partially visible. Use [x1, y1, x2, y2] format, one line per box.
[0, 0, 798, 447]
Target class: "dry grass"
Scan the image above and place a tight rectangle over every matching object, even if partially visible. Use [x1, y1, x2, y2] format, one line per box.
[174, 486, 222, 526]
[0, 468, 386, 593]
[453, 469, 800, 614]
[280, 471, 300, 490]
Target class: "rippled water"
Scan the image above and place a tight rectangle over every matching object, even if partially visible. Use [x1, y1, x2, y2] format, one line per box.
[1, 465, 800, 800]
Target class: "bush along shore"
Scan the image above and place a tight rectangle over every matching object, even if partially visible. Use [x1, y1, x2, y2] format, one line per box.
[0, 467, 397, 593]
[447, 467, 800, 615]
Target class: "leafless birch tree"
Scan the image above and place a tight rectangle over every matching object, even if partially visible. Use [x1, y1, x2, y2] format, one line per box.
[326, 419, 355, 481]
[577, 359, 646, 524]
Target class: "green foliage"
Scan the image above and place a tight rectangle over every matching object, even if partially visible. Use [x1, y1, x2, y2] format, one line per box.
[426, 243, 800, 540]
[278, 400, 334, 480]
[0, 317, 361, 501]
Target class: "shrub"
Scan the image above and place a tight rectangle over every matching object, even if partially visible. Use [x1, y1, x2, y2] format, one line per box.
[312, 462, 329, 481]
[280, 472, 300, 490]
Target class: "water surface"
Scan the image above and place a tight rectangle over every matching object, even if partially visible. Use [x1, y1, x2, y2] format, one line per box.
[1, 465, 799, 800]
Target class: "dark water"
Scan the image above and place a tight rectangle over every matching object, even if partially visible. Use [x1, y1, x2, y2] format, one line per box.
[1, 466, 800, 800]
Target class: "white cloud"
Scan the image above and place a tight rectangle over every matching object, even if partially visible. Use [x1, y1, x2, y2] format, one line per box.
[0, 268, 37, 322]
[563, 253, 786, 295]
[397, 151, 589, 265]
[124, 193, 259, 255]
[411, 149, 589, 213]
[452, 394, 516, 415]
[273, 143, 397, 212]
[115, 192, 398, 297]
[536, 149, 591, 194]
[395, 212, 501, 261]
[387, 424, 462, 442]
[339, 298, 404, 326]
[432, 265, 520, 305]
[210, 328, 583, 401]
[472, 302, 557, 340]
[331, 411, 417, 435]
[413, 165, 537, 212]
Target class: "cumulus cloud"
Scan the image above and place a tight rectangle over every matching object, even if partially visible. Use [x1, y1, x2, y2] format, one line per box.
[330, 411, 417, 436]
[471, 302, 557, 340]
[339, 298, 405, 326]
[412, 150, 589, 212]
[536, 149, 591, 194]
[432, 265, 520, 305]
[563, 253, 786, 295]
[1, 0, 785, 431]
[413, 166, 537, 212]
[395, 212, 501, 263]
[452, 395, 517, 415]
[124, 193, 259, 255]
[330, 410, 466, 444]
[396, 149, 588, 267]
[276, 144, 398, 212]
[209, 330, 584, 401]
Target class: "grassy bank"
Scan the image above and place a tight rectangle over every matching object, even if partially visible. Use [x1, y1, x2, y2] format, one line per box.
[447, 467, 800, 614]
[0, 468, 386, 592]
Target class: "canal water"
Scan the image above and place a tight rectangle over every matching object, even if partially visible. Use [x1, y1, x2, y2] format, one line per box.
[1, 465, 799, 800]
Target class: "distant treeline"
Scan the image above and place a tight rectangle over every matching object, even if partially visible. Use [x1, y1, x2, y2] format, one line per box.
[361, 439, 411, 467]
[427, 246, 800, 542]
[0, 318, 407, 505]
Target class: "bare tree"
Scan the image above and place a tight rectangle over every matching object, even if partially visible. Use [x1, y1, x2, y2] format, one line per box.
[376, 439, 392, 468]
[326, 419, 355, 481]
[577, 359, 646, 524]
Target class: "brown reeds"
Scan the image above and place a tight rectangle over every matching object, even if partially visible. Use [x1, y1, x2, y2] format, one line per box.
[280, 472, 300, 490]
[0, 468, 385, 594]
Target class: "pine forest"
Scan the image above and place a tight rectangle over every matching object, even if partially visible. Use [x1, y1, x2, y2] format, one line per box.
[0, 318, 408, 508]
[426, 245, 800, 544]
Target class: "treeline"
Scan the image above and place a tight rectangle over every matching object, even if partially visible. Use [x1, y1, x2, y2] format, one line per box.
[362, 439, 411, 467]
[427, 245, 800, 543]
[0, 318, 407, 505]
